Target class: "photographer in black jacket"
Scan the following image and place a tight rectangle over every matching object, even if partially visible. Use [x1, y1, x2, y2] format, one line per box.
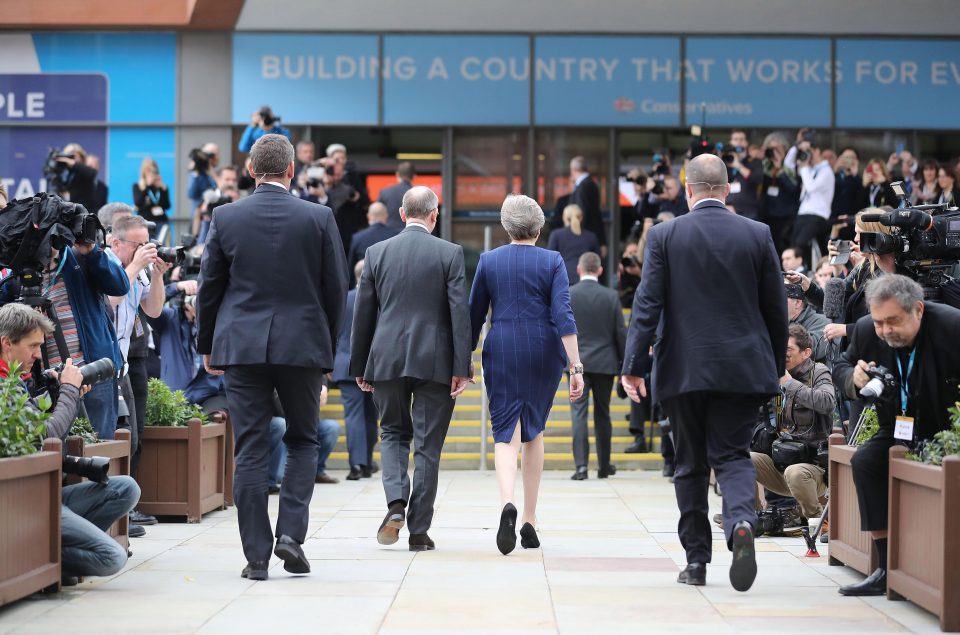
[49, 143, 99, 213]
[833, 274, 960, 596]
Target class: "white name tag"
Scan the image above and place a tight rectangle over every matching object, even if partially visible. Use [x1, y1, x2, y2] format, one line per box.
[894, 416, 915, 441]
[767, 186, 780, 197]
[729, 181, 742, 194]
[151, 206, 164, 217]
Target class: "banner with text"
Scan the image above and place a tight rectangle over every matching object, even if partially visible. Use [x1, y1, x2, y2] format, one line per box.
[0, 74, 107, 123]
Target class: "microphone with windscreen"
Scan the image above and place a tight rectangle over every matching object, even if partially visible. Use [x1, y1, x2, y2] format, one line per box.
[822, 277, 846, 323]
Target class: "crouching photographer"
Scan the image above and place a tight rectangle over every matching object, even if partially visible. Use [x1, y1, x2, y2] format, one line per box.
[833, 274, 960, 596]
[0, 303, 139, 584]
[751, 325, 834, 532]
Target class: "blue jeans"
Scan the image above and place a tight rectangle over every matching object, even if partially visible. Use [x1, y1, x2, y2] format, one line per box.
[84, 377, 119, 440]
[61, 476, 140, 577]
[269, 418, 340, 485]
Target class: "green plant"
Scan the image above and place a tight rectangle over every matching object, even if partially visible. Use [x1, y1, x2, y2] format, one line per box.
[71, 417, 99, 444]
[854, 407, 879, 445]
[146, 378, 208, 427]
[0, 361, 52, 458]
[908, 396, 960, 465]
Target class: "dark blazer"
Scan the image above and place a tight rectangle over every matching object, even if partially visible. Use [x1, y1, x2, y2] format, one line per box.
[378, 179, 413, 230]
[547, 227, 601, 285]
[569, 278, 626, 375]
[332, 288, 357, 383]
[349, 224, 471, 384]
[834, 302, 960, 441]
[347, 222, 399, 272]
[197, 184, 348, 371]
[622, 200, 788, 402]
[571, 176, 606, 246]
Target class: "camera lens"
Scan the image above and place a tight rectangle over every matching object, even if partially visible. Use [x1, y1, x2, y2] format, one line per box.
[79, 358, 115, 387]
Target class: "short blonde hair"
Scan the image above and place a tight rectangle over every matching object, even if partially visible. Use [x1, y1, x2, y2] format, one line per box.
[501, 195, 544, 241]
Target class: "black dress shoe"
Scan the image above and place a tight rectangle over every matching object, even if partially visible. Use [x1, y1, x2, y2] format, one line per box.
[677, 563, 706, 585]
[496, 503, 518, 555]
[409, 533, 435, 551]
[129, 510, 157, 525]
[61, 575, 80, 587]
[346, 466, 363, 481]
[361, 465, 373, 478]
[839, 567, 887, 596]
[377, 502, 406, 545]
[274, 535, 310, 574]
[624, 439, 648, 453]
[128, 523, 146, 538]
[662, 462, 675, 478]
[729, 521, 757, 592]
[241, 561, 269, 581]
[598, 464, 617, 478]
[268, 484, 281, 495]
[570, 467, 588, 481]
[519, 523, 540, 549]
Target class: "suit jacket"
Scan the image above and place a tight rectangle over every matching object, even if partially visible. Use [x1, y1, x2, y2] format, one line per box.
[570, 176, 606, 246]
[622, 200, 788, 402]
[378, 180, 413, 230]
[569, 278, 625, 375]
[348, 222, 400, 272]
[349, 224, 471, 384]
[197, 184, 348, 371]
[332, 288, 357, 383]
[547, 226, 601, 285]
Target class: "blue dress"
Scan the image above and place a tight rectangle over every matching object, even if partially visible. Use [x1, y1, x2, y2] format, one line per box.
[469, 245, 578, 443]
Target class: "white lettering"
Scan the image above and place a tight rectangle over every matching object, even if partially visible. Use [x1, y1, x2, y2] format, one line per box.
[630, 58, 648, 81]
[484, 57, 506, 81]
[25, 92, 44, 118]
[579, 58, 597, 81]
[427, 57, 448, 80]
[727, 59, 754, 82]
[855, 60, 872, 83]
[461, 57, 481, 81]
[262, 55, 280, 79]
[783, 60, 800, 83]
[755, 60, 778, 83]
[598, 57, 618, 81]
[558, 57, 576, 81]
[395, 56, 415, 80]
[875, 60, 897, 84]
[536, 57, 556, 81]
[650, 58, 672, 82]
[335, 55, 357, 79]
[509, 58, 529, 81]
[901, 61, 918, 84]
[15, 178, 36, 199]
[932, 61, 948, 85]
[284, 56, 305, 80]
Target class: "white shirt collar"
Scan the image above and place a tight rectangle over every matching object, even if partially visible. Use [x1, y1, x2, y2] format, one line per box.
[692, 197, 726, 209]
[259, 181, 288, 191]
[405, 220, 430, 231]
[575, 173, 589, 187]
[579, 274, 599, 282]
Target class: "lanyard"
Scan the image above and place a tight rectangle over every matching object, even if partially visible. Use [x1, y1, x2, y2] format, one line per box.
[147, 188, 161, 205]
[895, 347, 916, 414]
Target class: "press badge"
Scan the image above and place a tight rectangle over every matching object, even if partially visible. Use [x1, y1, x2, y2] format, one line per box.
[894, 416, 914, 441]
[767, 186, 780, 197]
[729, 181, 742, 194]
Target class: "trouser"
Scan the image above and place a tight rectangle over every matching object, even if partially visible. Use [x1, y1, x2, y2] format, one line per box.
[223, 364, 323, 563]
[571, 373, 615, 470]
[61, 476, 140, 577]
[269, 417, 341, 485]
[851, 431, 898, 531]
[127, 355, 149, 474]
[628, 394, 648, 443]
[340, 381, 379, 467]
[373, 377, 455, 535]
[83, 377, 118, 440]
[789, 214, 831, 269]
[660, 418, 675, 464]
[117, 374, 138, 470]
[767, 216, 795, 254]
[751, 452, 825, 518]
[661, 391, 764, 565]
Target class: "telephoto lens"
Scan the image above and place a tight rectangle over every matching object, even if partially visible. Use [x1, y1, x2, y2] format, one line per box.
[150, 240, 185, 265]
[61, 455, 110, 483]
[79, 357, 115, 386]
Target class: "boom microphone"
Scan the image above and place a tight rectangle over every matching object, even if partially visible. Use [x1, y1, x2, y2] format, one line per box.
[822, 277, 846, 323]
[860, 209, 933, 230]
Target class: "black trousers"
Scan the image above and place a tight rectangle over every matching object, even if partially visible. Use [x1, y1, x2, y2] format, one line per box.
[789, 214, 831, 268]
[851, 431, 898, 532]
[127, 355, 148, 475]
[661, 391, 764, 565]
[223, 364, 323, 563]
[571, 373, 614, 470]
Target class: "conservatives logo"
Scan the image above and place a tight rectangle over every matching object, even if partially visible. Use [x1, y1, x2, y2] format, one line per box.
[613, 97, 636, 113]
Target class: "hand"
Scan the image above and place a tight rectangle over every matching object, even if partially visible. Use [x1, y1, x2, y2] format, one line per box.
[784, 270, 811, 291]
[887, 152, 900, 167]
[827, 240, 840, 259]
[203, 355, 224, 376]
[780, 372, 791, 385]
[132, 242, 158, 271]
[568, 372, 584, 401]
[59, 358, 83, 389]
[356, 377, 374, 393]
[853, 360, 876, 390]
[620, 375, 647, 402]
[79, 385, 92, 397]
[319, 385, 328, 408]
[250, 111, 261, 126]
[795, 128, 809, 144]
[848, 244, 865, 269]
[56, 155, 77, 168]
[450, 376, 471, 399]
[152, 257, 172, 277]
[177, 279, 198, 295]
[824, 323, 847, 342]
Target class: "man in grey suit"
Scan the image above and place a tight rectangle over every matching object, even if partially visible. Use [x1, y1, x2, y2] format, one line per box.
[376, 161, 415, 230]
[568, 252, 627, 481]
[350, 185, 472, 551]
[198, 134, 348, 581]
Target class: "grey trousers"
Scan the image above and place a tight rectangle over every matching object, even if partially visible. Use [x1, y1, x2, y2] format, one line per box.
[373, 377, 454, 534]
[571, 373, 615, 471]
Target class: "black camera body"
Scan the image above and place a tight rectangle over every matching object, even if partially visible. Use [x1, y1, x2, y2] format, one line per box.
[189, 148, 212, 173]
[795, 149, 811, 163]
[259, 106, 280, 127]
[62, 454, 111, 483]
[42, 357, 115, 391]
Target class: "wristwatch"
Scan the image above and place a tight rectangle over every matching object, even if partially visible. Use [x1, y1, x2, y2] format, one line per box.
[570, 363, 584, 375]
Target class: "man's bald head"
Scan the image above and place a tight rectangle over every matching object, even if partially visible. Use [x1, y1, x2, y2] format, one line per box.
[685, 154, 729, 204]
[367, 201, 388, 223]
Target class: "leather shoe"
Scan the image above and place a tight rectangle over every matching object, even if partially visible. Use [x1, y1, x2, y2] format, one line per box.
[241, 560, 269, 581]
[363, 461, 379, 478]
[315, 472, 339, 484]
[678, 563, 706, 585]
[61, 575, 80, 587]
[409, 533, 435, 551]
[128, 523, 146, 538]
[519, 522, 540, 549]
[839, 567, 886, 596]
[346, 466, 363, 481]
[729, 521, 757, 592]
[129, 510, 157, 525]
[624, 439, 647, 453]
[496, 503, 518, 555]
[570, 467, 588, 481]
[377, 502, 406, 545]
[598, 464, 617, 478]
[274, 535, 310, 574]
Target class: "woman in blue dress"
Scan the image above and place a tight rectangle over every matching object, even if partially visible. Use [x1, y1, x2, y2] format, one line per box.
[469, 194, 584, 555]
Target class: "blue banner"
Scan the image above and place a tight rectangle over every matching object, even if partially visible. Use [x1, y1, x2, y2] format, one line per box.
[232, 34, 379, 125]
[685, 38, 833, 127]
[534, 36, 680, 126]
[0, 74, 106, 123]
[0, 127, 106, 202]
[383, 35, 529, 125]
[836, 39, 960, 129]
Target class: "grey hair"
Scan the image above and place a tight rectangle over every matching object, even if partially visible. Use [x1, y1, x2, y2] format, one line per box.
[0, 302, 54, 343]
[864, 274, 924, 313]
[570, 155, 588, 172]
[112, 214, 150, 240]
[578, 251, 602, 274]
[98, 202, 133, 228]
[401, 186, 439, 219]
[326, 143, 347, 157]
[249, 134, 294, 177]
[685, 154, 728, 196]
[762, 131, 791, 150]
[500, 195, 544, 240]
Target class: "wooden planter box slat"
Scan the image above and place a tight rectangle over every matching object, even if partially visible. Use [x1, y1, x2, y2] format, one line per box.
[888, 447, 959, 632]
[136, 419, 225, 523]
[64, 429, 130, 550]
[827, 434, 878, 575]
[0, 438, 62, 607]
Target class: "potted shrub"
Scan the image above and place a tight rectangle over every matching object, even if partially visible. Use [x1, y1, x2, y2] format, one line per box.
[0, 362, 62, 606]
[136, 379, 226, 522]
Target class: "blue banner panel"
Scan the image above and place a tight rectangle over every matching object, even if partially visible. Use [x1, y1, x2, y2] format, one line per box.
[836, 39, 960, 129]
[0, 127, 106, 202]
[535, 36, 680, 126]
[684, 37, 832, 127]
[383, 35, 529, 125]
[108, 128, 176, 211]
[232, 34, 379, 125]
[0, 74, 106, 123]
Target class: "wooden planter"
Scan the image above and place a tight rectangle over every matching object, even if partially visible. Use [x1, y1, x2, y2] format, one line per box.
[64, 429, 131, 550]
[136, 419, 226, 523]
[208, 410, 235, 507]
[0, 439, 62, 607]
[827, 433, 878, 575]
[887, 447, 960, 632]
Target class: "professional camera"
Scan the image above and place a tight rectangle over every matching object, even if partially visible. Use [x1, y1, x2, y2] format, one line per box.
[259, 105, 280, 127]
[621, 255, 640, 269]
[42, 149, 74, 191]
[755, 506, 788, 537]
[859, 365, 897, 401]
[149, 240, 185, 265]
[42, 357, 115, 390]
[62, 454, 111, 484]
[795, 149, 811, 163]
[764, 147, 776, 160]
[189, 148, 212, 173]
[201, 189, 232, 216]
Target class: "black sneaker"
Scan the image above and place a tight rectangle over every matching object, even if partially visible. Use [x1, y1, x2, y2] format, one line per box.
[128, 524, 146, 538]
[129, 510, 158, 525]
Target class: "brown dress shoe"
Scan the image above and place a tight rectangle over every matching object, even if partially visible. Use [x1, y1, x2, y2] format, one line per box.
[315, 473, 339, 484]
[377, 502, 406, 545]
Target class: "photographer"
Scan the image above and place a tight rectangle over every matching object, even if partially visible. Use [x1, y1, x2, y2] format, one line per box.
[655, 176, 688, 216]
[0, 303, 138, 584]
[785, 283, 829, 363]
[751, 324, 834, 525]
[724, 131, 764, 221]
[761, 132, 800, 253]
[832, 148, 865, 239]
[49, 144, 99, 213]
[187, 142, 220, 219]
[238, 106, 291, 153]
[860, 159, 898, 209]
[785, 130, 835, 265]
[625, 168, 659, 225]
[833, 274, 960, 596]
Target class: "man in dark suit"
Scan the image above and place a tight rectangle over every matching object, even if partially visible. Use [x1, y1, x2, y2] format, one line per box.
[377, 161, 415, 231]
[198, 134, 348, 581]
[568, 251, 626, 481]
[346, 202, 399, 286]
[569, 156, 607, 257]
[621, 153, 788, 592]
[350, 185, 472, 552]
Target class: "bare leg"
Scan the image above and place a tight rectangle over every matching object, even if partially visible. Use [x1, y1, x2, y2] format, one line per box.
[495, 422, 522, 509]
[520, 432, 545, 525]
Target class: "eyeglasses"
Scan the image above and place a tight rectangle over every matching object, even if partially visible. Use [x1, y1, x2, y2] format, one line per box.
[118, 238, 148, 249]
